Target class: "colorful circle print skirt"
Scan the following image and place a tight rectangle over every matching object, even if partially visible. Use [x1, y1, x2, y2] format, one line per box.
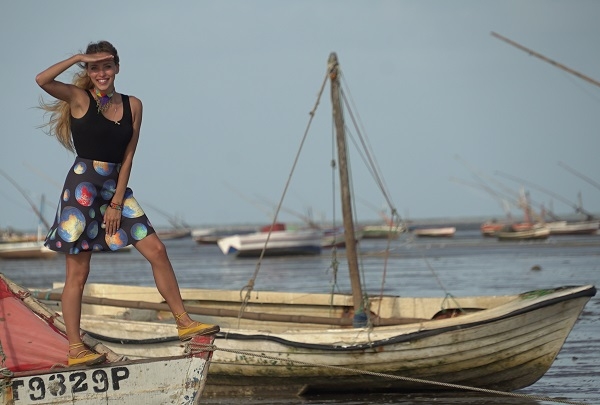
[45, 157, 156, 254]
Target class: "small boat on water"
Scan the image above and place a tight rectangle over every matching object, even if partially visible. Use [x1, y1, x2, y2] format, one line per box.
[495, 225, 551, 241]
[546, 220, 599, 235]
[480, 221, 505, 237]
[0, 273, 215, 404]
[0, 241, 57, 260]
[217, 223, 322, 257]
[359, 224, 404, 239]
[412, 226, 456, 238]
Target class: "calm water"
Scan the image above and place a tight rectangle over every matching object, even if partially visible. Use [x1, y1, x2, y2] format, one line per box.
[1, 229, 599, 405]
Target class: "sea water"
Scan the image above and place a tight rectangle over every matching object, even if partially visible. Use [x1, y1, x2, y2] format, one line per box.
[1, 229, 598, 404]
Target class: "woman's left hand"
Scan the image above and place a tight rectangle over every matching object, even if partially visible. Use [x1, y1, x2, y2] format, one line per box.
[103, 207, 122, 236]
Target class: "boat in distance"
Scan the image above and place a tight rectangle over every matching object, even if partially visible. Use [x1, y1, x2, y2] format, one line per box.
[217, 228, 322, 257]
[0, 241, 57, 260]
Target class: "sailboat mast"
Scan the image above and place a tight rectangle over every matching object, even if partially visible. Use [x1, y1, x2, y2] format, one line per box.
[327, 53, 365, 317]
[491, 32, 600, 89]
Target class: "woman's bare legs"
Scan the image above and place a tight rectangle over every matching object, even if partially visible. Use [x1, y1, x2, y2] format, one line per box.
[64, 252, 98, 359]
[134, 233, 218, 335]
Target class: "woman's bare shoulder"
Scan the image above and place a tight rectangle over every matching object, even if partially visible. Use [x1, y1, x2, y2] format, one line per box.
[127, 94, 143, 112]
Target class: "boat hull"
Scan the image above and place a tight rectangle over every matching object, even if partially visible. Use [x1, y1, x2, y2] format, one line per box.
[412, 227, 456, 238]
[360, 225, 403, 239]
[546, 220, 599, 235]
[496, 227, 550, 241]
[2, 352, 212, 405]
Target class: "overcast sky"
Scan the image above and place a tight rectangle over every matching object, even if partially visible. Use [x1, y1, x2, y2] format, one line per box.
[1, 1, 599, 232]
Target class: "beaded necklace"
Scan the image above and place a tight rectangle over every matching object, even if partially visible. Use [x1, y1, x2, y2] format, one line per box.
[95, 88, 114, 114]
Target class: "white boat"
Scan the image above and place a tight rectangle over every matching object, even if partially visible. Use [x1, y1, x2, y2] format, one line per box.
[496, 225, 551, 241]
[0, 274, 214, 404]
[546, 220, 599, 235]
[0, 241, 57, 260]
[217, 229, 322, 257]
[412, 226, 456, 238]
[36, 281, 596, 397]
[360, 224, 404, 239]
[29, 53, 596, 397]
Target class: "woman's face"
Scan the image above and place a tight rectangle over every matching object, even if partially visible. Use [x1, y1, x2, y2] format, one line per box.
[87, 52, 119, 92]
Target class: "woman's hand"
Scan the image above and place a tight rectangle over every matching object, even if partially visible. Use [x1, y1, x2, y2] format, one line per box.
[103, 206, 122, 236]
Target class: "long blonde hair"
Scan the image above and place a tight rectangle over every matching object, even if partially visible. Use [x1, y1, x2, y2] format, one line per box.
[38, 41, 120, 152]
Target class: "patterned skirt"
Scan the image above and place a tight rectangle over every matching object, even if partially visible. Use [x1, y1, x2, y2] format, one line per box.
[44, 157, 156, 254]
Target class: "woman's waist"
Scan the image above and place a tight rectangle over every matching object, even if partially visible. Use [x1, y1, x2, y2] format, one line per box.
[70, 156, 122, 177]
[74, 156, 122, 165]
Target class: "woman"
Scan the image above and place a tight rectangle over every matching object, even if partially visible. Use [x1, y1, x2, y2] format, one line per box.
[36, 40, 219, 367]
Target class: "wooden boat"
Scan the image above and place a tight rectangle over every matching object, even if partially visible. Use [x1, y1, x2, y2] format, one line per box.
[359, 224, 404, 239]
[0, 274, 215, 404]
[36, 281, 596, 397]
[217, 225, 322, 257]
[0, 230, 38, 243]
[480, 221, 505, 237]
[27, 54, 597, 397]
[0, 241, 57, 260]
[412, 226, 456, 238]
[546, 220, 599, 235]
[495, 225, 551, 241]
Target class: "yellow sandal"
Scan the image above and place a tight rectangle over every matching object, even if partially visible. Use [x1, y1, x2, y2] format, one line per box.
[67, 343, 107, 366]
[175, 312, 220, 341]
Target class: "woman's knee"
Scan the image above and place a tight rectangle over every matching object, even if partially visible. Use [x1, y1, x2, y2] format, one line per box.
[65, 253, 92, 286]
[136, 234, 168, 262]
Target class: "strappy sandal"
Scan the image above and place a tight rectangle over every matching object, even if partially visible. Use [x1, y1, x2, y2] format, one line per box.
[67, 343, 107, 366]
[175, 311, 220, 341]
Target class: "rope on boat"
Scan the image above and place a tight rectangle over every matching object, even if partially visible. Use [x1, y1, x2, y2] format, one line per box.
[236, 67, 332, 326]
[0, 340, 14, 395]
[187, 342, 591, 405]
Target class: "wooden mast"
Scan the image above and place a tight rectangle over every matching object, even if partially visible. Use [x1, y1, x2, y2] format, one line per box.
[491, 32, 600, 89]
[327, 53, 366, 325]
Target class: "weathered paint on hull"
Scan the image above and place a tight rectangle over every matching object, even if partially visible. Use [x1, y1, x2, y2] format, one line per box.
[202, 293, 588, 395]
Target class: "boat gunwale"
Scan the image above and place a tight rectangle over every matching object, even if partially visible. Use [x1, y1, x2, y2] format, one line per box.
[79, 285, 595, 352]
[206, 284, 595, 352]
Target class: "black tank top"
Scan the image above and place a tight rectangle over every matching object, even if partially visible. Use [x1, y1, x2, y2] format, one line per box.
[71, 91, 133, 163]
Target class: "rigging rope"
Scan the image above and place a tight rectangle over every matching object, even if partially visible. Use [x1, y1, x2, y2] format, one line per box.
[340, 74, 398, 213]
[336, 68, 404, 321]
[237, 68, 331, 325]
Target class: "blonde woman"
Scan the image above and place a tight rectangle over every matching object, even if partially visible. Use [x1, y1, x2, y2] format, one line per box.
[36, 40, 219, 366]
